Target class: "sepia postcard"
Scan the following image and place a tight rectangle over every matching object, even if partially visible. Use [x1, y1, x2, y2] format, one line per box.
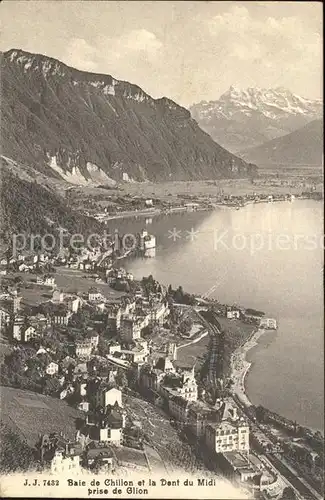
[0, 1, 323, 498]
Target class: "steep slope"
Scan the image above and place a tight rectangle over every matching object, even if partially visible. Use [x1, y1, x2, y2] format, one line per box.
[1, 49, 256, 183]
[0, 386, 84, 448]
[0, 422, 37, 473]
[239, 119, 324, 167]
[0, 158, 102, 242]
[190, 86, 322, 153]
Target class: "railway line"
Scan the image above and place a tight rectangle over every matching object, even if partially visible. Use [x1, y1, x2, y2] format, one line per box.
[195, 309, 224, 389]
[197, 309, 322, 500]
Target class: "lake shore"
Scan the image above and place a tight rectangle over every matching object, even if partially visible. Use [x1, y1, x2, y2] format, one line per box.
[230, 328, 267, 407]
[98, 192, 322, 223]
[121, 199, 323, 431]
[100, 206, 212, 221]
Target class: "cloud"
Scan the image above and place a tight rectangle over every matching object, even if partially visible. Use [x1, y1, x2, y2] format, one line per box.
[207, 6, 251, 34]
[57, 7, 321, 106]
[62, 29, 163, 81]
[63, 38, 97, 71]
[113, 29, 163, 59]
[204, 5, 322, 94]
[94, 29, 163, 70]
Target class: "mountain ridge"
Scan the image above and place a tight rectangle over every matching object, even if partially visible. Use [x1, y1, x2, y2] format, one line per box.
[1, 48, 257, 183]
[239, 119, 324, 167]
[190, 86, 322, 153]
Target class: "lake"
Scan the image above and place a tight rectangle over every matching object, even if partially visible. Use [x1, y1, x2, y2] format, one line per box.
[106, 200, 324, 431]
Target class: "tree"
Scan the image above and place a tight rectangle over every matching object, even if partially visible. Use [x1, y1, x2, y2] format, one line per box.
[255, 405, 267, 423]
[97, 337, 109, 356]
[115, 369, 128, 389]
[42, 335, 59, 352]
[43, 376, 61, 396]
[71, 310, 90, 329]
[127, 367, 138, 389]
[281, 486, 297, 500]
[142, 275, 157, 295]
[4, 351, 25, 376]
[0, 423, 37, 473]
[141, 325, 153, 338]
[55, 342, 71, 360]
[4, 347, 35, 377]
[174, 286, 184, 303]
[178, 317, 193, 336]
[314, 430, 323, 441]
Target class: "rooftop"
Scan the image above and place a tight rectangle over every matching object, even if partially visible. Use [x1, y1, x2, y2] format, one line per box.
[223, 451, 250, 469]
[169, 394, 191, 408]
[188, 400, 216, 417]
[155, 357, 174, 372]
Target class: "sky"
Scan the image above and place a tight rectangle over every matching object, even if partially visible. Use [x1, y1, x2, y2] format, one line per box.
[0, 1, 323, 107]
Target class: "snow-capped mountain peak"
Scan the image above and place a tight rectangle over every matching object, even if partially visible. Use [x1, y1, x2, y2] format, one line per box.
[189, 86, 322, 152]
[216, 86, 322, 117]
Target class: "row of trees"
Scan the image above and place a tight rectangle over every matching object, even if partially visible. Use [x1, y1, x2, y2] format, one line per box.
[167, 284, 196, 306]
[1, 170, 103, 245]
[1, 348, 61, 395]
[168, 306, 193, 337]
[141, 275, 163, 296]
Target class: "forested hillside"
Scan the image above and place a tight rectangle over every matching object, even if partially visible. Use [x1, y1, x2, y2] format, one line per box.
[0, 168, 102, 243]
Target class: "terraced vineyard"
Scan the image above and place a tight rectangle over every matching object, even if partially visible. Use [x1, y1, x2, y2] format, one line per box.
[0, 386, 83, 446]
[124, 394, 204, 474]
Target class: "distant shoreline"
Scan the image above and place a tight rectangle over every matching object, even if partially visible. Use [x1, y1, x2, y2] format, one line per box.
[95, 195, 322, 223]
[99, 206, 212, 222]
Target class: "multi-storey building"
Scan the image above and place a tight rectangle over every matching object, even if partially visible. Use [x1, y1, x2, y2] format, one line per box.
[119, 314, 150, 342]
[187, 401, 219, 438]
[107, 305, 122, 333]
[177, 376, 198, 402]
[168, 395, 191, 422]
[139, 366, 165, 392]
[88, 287, 105, 303]
[75, 340, 93, 360]
[205, 404, 250, 454]
[0, 307, 11, 333]
[52, 309, 73, 326]
[46, 362, 59, 376]
[149, 301, 170, 325]
[51, 449, 81, 474]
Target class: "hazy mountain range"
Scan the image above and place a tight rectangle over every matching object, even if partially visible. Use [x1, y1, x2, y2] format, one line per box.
[1, 49, 257, 185]
[239, 119, 323, 167]
[190, 86, 322, 153]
